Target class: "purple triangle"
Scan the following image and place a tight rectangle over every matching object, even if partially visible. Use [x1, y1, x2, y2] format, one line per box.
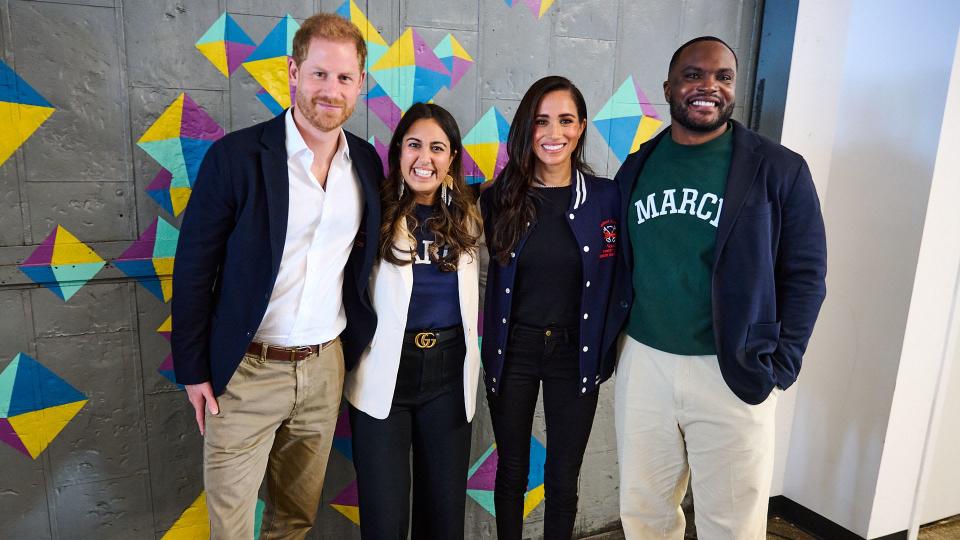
[225, 42, 256, 75]
[462, 151, 483, 178]
[411, 30, 450, 75]
[633, 81, 660, 119]
[466, 449, 499, 491]
[22, 228, 58, 266]
[179, 94, 225, 141]
[147, 168, 173, 190]
[0, 418, 31, 457]
[118, 220, 158, 261]
[331, 480, 359, 506]
[450, 58, 473, 88]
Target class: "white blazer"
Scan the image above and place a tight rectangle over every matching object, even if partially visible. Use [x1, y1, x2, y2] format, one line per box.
[344, 228, 481, 421]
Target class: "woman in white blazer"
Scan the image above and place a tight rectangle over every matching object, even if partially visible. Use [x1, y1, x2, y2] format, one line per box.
[344, 102, 482, 540]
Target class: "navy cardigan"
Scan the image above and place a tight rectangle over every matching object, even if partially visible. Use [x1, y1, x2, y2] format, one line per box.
[610, 121, 827, 404]
[481, 171, 625, 396]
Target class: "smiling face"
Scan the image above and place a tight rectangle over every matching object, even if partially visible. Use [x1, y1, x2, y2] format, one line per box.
[399, 118, 455, 205]
[664, 40, 737, 143]
[531, 90, 586, 177]
[288, 37, 365, 133]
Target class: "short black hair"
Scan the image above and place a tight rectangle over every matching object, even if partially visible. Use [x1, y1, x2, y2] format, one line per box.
[668, 36, 738, 75]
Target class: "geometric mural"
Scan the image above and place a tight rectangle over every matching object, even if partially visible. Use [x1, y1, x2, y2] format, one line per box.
[243, 14, 300, 112]
[336, 0, 389, 70]
[434, 33, 474, 89]
[592, 76, 663, 162]
[0, 353, 88, 459]
[0, 59, 55, 167]
[156, 315, 180, 388]
[367, 136, 389, 178]
[162, 491, 265, 539]
[466, 436, 547, 518]
[113, 217, 180, 303]
[18, 225, 106, 301]
[504, 0, 556, 19]
[329, 409, 359, 525]
[196, 12, 256, 78]
[462, 107, 511, 185]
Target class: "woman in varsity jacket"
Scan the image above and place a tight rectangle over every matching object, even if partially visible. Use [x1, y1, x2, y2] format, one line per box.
[480, 75, 623, 540]
[344, 103, 482, 540]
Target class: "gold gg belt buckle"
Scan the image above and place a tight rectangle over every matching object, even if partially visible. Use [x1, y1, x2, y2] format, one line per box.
[414, 332, 437, 349]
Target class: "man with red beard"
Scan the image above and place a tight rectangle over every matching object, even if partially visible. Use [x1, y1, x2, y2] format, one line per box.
[171, 13, 382, 539]
[608, 37, 827, 538]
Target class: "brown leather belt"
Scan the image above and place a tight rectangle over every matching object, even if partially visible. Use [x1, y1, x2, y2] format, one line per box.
[247, 339, 336, 361]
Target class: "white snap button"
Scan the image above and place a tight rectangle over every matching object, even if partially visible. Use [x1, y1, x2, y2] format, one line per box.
[586, 281, 591, 287]
[582, 346, 589, 352]
[581, 387, 586, 393]
[505, 288, 510, 294]
[511, 252, 516, 258]
[569, 213, 575, 219]
[583, 313, 588, 319]
[498, 349, 502, 355]
[583, 245, 589, 252]
[582, 377, 587, 383]
[502, 318, 507, 324]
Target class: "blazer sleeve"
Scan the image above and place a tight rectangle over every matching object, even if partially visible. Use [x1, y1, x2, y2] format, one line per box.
[171, 142, 238, 385]
[771, 158, 827, 387]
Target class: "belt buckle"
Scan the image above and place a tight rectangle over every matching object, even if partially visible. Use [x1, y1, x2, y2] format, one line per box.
[289, 345, 314, 361]
[414, 332, 437, 349]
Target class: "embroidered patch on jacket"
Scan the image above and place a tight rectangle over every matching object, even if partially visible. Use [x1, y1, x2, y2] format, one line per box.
[600, 219, 618, 259]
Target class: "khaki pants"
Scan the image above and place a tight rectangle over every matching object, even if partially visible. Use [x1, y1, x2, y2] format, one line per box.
[614, 336, 779, 540]
[204, 339, 344, 540]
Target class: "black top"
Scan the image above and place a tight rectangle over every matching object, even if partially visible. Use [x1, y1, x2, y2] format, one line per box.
[405, 204, 462, 330]
[511, 186, 583, 328]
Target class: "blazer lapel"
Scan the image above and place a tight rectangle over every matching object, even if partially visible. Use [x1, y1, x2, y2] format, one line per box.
[260, 113, 290, 279]
[713, 122, 763, 266]
[346, 133, 383, 291]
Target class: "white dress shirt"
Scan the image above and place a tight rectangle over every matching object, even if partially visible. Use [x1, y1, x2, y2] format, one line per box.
[254, 109, 363, 346]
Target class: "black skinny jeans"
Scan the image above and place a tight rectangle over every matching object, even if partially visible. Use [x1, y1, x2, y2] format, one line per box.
[350, 333, 471, 540]
[487, 324, 600, 540]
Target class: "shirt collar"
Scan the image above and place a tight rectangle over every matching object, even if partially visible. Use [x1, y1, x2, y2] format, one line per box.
[285, 108, 352, 163]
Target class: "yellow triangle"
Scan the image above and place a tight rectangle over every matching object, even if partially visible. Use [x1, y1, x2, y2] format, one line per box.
[8, 400, 87, 459]
[450, 36, 473, 62]
[162, 492, 210, 539]
[157, 315, 172, 334]
[522, 484, 545, 517]
[0, 102, 55, 166]
[631, 115, 663, 154]
[244, 57, 291, 109]
[538, 0, 555, 18]
[170, 187, 192, 217]
[465, 142, 501, 179]
[196, 41, 229, 78]
[370, 29, 416, 72]
[349, 1, 387, 47]
[51, 226, 103, 265]
[139, 94, 185, 143]
[153, 258, 175, 302]
[331, 504, 360, 525]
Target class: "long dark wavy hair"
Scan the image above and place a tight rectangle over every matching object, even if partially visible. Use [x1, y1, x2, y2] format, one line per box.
[379, 102, 482, 269]
[488, 76, 594, 265]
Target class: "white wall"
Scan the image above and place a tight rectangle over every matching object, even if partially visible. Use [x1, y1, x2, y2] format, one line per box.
[776, 0, 960, 537]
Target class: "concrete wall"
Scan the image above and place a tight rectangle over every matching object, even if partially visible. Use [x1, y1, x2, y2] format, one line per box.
[0, 1, 762, 538]
[777, 0, 960, 537]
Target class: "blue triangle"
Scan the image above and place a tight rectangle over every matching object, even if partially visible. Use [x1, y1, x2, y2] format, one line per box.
[335, 1, 350, 19]
[19, 265, 66, 300]
[0, 60, 52, 108]
[368, 83, 389, 100]
[180, 138, 215, 187]
[411, 68, 450, 105]
[8, 353, 85, 416]
[593, 116, 641, 162]
[113, 259, 165, 300]
[146, 187, 175, 215]
[495, 111, 511, 142]
[246, 18, 291, 62]
[224, 15, 255, 46]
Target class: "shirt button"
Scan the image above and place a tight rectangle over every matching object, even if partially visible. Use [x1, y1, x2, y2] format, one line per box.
[569, 213, 575, 220]
[583, 245, 589, 252]
[586, 281, 591, 287]
[583, 313, 589, 320]
[505, 288, 511, 294]
[583, 346, 589, 352]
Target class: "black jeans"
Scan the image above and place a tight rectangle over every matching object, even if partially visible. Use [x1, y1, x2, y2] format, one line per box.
[350, 330, 471, 540]
[487, 324, 600, 540]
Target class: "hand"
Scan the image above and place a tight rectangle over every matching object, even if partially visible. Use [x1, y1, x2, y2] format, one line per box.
[185, 382, 219, 436]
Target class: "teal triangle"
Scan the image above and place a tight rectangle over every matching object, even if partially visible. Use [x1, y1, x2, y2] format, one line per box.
[467, 489, 496, 516]
[254, 499, 266, 538]
[139, 139, 188, 184]
[367, 42, 388, 71]
[595, 77, 644, 121]
[196, 13, 227, 45]
[50, 262, 105, 301]
[19, 265, 67, 300]
[0, 354, 23, 417]
[152, 218, 180, 259]
[283, 15, 300, 56]
[593, 116, 641, 161]
[8, 353, 85, 416]
[373, 65, 416, 112]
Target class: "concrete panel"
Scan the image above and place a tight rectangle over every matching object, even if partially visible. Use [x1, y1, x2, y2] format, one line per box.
[0, 462, 52, 540]
[480, 0, 551, 100]
[555, 0, 619, 41]
[36, 332, 148, 487]
[144, 391, 203, 533]
[31, 282, 135, 338]
[227, 0, 315, 20]
[124, 0, 227, 90]
[550, 36, 616, 177]
[680, 0, 744, 47]
[26, 181, 136, 244]
[0, 292, 32, 361]
[52, 475, 153, 538]
[0, 160, 24, 247]
[403, 0, 479, 32]
[615, 0, 681, 102]
[9, 1, 127, 183]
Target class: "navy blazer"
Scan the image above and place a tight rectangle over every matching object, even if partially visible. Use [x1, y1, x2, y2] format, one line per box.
[171, 112, 382, 396]
[611, 121, 827, 404]
[481, 171, 623, 396]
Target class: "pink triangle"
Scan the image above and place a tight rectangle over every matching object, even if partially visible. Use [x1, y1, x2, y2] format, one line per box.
[331, 480, 359, 505]
[118, 220, 158, 261]
[159, 354, 174, 371]
[494, 145, 509, 178]
[22, 228, 58, 266]
[466, 449, 499, 490]
[147, 169, 173, 190]
[411, 30, 450, 75]
[0, 418, 31, 457]
[225, 42, 256, 75]
[634, 81, 660, 119]
[450, 58, 473, 88]
[462, 151, 483, 178]
[179, 94, 225, 141]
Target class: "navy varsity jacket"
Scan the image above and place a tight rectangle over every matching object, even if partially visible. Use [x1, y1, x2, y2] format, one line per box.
[480, 171, 624, 396]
